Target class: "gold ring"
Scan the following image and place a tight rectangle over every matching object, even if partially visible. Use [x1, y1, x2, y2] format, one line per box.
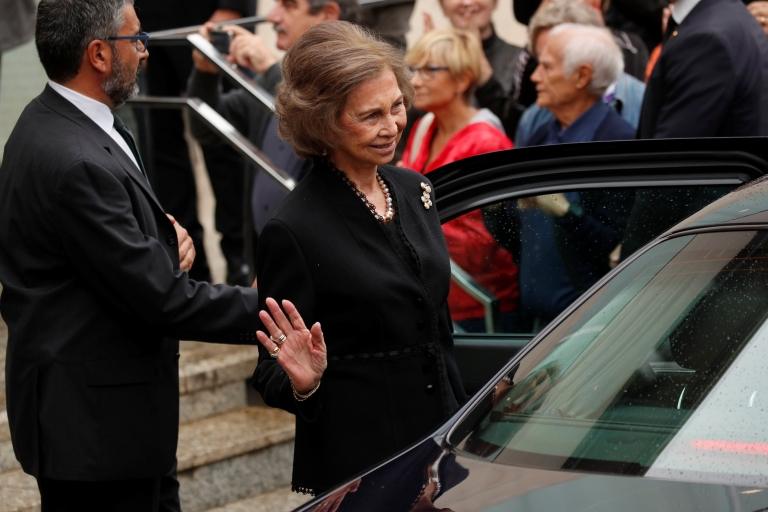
[271, 333, 287, 346]
[270, 345, 281, 358]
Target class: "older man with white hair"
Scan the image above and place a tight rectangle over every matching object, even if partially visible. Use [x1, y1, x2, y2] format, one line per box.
[490, 23, 636, 330]
[524, 23, 635, 146]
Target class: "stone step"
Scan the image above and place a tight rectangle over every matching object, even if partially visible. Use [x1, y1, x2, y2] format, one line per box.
[0, 411, 15, 475]
[206, 486, 311, 512]
[177, 405, 295, 512]
[0, 405, 296, 512]
[0, 469, 38, 512]
[178, 341, 259, 423]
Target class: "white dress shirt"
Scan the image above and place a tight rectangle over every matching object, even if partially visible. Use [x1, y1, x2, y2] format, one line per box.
[48, 80, 142, 173]
[670, 0, 703, 24]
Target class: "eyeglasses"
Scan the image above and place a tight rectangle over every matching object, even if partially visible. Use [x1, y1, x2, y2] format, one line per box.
[408, 65, 450, 80]
[107, 32, 150, 51]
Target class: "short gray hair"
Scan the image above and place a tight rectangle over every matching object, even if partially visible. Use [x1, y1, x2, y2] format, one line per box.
[36, 0, 130, 82]
[528, 0, 603, 54]
[550, 23, 622, 97]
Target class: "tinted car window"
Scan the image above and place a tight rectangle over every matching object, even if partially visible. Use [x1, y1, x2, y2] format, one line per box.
[450, 185, 732, 335]
[454, 229, 768, 486]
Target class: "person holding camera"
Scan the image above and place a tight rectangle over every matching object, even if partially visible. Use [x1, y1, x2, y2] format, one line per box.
[188, 0, 361, 256]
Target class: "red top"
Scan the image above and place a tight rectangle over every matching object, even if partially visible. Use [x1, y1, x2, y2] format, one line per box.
[399, 111, 518, 322]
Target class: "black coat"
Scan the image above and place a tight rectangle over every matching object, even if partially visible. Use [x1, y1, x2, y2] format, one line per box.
[252, 160, 466, 494]
[637, 0, 768, 139]
[626, 0, 768, 254]
[0, 86, 261, 480]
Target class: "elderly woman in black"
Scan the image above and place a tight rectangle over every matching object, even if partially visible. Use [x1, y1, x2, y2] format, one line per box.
[252, 21, 467, 495]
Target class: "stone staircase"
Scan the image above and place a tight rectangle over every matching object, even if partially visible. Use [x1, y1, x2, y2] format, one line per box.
[0, 311, 310, 512]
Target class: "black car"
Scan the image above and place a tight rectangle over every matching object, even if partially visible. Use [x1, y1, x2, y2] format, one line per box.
[298, 137, 768, 511]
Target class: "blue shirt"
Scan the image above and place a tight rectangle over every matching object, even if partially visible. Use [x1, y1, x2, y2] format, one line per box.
[516, 101, 635, 319]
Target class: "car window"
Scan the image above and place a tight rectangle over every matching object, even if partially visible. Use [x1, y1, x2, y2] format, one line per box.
[452, 229, 768, 486]
[448, 184, 732, 335]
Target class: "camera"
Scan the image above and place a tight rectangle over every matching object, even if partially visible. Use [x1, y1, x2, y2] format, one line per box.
[209, 29, 231, 54]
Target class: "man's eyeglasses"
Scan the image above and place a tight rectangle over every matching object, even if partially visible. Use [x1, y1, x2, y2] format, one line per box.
[408, 65, 450, 80]
[107, 32, 150, 51]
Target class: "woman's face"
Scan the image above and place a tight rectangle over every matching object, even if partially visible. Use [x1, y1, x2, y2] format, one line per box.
[410, 57, 469, 113]
[331, 69, 407, 173]
[440, 0, 496, 36]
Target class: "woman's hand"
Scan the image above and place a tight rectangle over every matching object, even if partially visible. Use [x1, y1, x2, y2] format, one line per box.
[256, 297, 327, 394]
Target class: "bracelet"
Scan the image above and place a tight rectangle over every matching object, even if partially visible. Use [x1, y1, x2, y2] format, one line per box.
[292, 379, 321, 402]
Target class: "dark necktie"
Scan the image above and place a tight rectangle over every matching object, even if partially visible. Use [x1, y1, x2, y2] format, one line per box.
[113, 115, 148, 178]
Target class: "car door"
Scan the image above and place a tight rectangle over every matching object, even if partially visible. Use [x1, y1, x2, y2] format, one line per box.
[429, 137, 768, 394]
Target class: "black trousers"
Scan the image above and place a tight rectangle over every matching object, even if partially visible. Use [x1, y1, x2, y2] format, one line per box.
[37, 474, 180, 512]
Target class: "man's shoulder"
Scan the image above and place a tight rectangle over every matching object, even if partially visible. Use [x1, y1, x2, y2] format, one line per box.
[683, 0, 758, 35]
[4, 91, 118, 181]
[596, 107, 636, 141]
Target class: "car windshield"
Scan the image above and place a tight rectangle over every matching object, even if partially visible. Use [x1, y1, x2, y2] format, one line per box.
[454, 229, 768, 487]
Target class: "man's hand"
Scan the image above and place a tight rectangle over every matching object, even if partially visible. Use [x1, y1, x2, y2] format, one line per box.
[226, 25, 278, 74]
[167, 214, 196, 272]
[748, 1, 768, 35]
[192, 22, 222, 74]
[518, 194, 570, 217]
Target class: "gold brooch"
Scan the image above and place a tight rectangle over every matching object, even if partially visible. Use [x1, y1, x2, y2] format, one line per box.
[420, 182, 433, 210]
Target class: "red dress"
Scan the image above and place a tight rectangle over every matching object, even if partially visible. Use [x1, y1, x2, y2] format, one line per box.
[399, 110, 518, 323]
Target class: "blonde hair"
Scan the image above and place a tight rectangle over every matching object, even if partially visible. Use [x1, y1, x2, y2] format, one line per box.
[276, 21, 413, 159]
[405, 28, 483, 99]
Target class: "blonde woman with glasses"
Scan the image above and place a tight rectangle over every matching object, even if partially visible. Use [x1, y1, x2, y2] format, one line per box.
[399, 28, 520, 333]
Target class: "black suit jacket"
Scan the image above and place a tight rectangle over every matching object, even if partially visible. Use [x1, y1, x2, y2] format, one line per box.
[252, 160, 466, 493]
[0, 86, 261, 480]
[626, 0, 768, 254]
[637, 0, 768, 138]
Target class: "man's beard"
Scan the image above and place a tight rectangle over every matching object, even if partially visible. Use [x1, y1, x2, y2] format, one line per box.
[103, 53, 140, 108]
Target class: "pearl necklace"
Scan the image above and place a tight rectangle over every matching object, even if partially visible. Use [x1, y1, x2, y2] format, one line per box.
[336, 169, 395, 223]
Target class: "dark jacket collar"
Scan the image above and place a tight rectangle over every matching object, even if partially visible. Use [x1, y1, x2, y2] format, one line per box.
[39, 85, 163, 211]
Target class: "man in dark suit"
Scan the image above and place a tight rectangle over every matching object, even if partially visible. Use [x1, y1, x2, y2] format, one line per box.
[622, 0, 768, 255]
[0, 1, 323, 509]
[638, 0, 768, 139]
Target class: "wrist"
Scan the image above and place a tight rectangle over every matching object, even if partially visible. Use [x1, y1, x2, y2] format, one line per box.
[291, 379, 321, 401]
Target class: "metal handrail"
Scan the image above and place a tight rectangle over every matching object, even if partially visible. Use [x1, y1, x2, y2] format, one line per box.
[148, 16, 265, 43]
[186, 34, 276, 112]
[127, 96, 296, 191]
[450, 259, 499, 333]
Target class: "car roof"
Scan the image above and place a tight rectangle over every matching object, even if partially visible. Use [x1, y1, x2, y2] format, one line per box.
[667, 174, 768, 234]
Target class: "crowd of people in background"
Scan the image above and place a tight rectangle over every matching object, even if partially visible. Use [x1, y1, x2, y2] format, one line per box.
[1, 0, 768, 509]
[182, 0, 768, 327]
